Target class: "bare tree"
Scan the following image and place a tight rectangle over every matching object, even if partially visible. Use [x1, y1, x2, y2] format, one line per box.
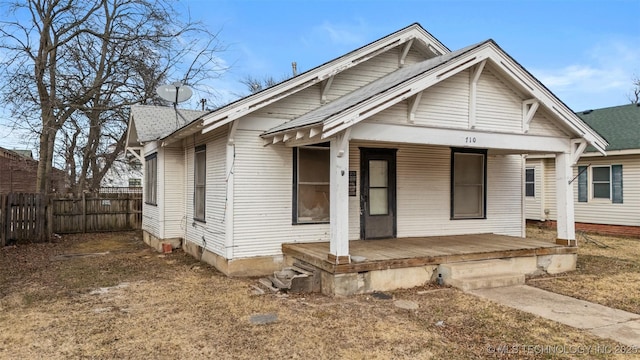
[630, 76, 640, 104]
[0, 0, 227, 194]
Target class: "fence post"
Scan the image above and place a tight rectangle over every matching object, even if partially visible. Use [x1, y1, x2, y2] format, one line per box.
[46, 195, 53, 239]
[82, 192, 87, 233]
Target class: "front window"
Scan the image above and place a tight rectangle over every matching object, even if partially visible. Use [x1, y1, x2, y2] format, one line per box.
[451, 148, 486, 219]
[145, 153, 157, 205]
[293, 145, 330, 223]
[525, 168, 535, 197]
[592, 166, 611, 199]
[194, 145, 206, 221]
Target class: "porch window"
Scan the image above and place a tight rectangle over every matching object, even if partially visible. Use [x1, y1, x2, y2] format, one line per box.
[525, 168, 535, 197]
[293, 144, 330, 224]
[194, 145, 206, 221]
[451, 148, 486, 219]
[144, 153, 157, 205]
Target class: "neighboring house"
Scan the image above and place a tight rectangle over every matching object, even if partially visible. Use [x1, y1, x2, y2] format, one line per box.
[0, 146, 66, 194]
[100, 144, 143, 188]
[126, 23, 607, 295]
[526, 103, 640, 236]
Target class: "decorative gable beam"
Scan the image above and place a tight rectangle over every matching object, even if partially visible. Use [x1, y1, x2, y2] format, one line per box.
[570, 138, 588, 165]
[407, 91, 423, 123]
[399, 39, 414, 67]
[468, 60, 486, 129]
[283, 132, 293, 142]
[321, 76, 334, 103]
[522, 99, 540, 133]
[296, 130, 305, 140]
[272, 134, 283, 144]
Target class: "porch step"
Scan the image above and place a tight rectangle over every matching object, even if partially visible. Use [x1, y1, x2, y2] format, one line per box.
[439, 259, 515, 279]
[445, 273, 525, 291]
[438, 259, 526, 291]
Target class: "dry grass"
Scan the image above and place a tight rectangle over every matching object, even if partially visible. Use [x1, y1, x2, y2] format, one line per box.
[1, 231, 637, 359]
[527, 226, 640, 314]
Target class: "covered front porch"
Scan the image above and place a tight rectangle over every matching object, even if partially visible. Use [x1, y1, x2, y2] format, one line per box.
[283, 233, 577, 295]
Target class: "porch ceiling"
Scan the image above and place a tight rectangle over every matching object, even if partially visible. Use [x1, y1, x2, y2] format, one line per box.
[282, 233, 575, 274]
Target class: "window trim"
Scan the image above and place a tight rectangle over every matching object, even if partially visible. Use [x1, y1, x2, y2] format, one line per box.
[292, 143, 330, 225]
[194, 145, 206, 222]
[525, 168, 535, 198]
[450, 148, 487, 220]
[144, 153, 157, 206]
[591, 165, 612, 200]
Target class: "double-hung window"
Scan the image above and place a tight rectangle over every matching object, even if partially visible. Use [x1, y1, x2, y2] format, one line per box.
[194, 145, 206, 221]
[293, 144, 330, 224]
[144, 153, 157, 205]
[591, 166, 611, 200]
[451, 148, 487, 219]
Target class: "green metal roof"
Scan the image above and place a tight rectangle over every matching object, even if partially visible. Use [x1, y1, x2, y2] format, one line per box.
[577, 103, 640, 151]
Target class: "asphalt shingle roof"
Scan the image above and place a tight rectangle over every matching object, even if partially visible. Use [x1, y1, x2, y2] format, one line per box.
[130, 105, 208, 143]
[577, 104, 640, 151]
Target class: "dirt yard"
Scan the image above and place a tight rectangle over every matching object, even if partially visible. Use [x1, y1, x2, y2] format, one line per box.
[0, 230, 637, 359]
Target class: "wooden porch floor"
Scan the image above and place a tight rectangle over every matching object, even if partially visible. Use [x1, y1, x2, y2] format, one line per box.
[282, 233, 576, 274]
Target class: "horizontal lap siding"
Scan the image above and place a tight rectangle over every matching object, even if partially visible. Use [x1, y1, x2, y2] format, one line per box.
[413, 69, 469, 128]
[163, 146, 185, 238]
[349, 142, 523, 238]
[528, 110, 569, 137]
[476, 68, 522, 133]
[543, 158, 557, 220]
[233, 129, 329, 258]
[573, 156, 640, 226]
[142, 142, 160, 237]
[525, 159, 545, 221]
[184, 127, 227, 255]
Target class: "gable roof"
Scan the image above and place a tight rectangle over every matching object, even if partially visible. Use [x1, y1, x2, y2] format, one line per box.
[127, 105, 209, 146]
[577, 103, 640, 151]
[263, 41, 486, 136]
[260, 39, 607, 154]
[199, 23, 449, 136]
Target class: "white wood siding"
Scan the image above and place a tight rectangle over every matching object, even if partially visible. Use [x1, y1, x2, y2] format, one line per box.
[535, 155, 640, 226]
[475, 67, 523, 133]
[183, 127, 228, 255]
[524, 158, 546, 221]
[142, 142, 160, 238]
[232, 129, 330, 258]
[412, 69, 470, 128]
[528, 110, 569, 137]
[162, 145, 185, 238]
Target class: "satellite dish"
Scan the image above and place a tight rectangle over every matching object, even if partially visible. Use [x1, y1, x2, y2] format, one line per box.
[156, 82, 193, 104]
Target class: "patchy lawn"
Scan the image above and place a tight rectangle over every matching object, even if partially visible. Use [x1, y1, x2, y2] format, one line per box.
[527, 226, 640, 315]
[0, 231, 635, 359]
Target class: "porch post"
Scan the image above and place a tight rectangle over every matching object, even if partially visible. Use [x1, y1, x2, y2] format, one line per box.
[329, 134, 350, 264]
[555, 152, 576, 246]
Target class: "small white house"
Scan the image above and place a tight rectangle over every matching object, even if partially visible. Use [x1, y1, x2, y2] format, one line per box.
[126, 24, 607, 295]
[526, 104, 640, 236]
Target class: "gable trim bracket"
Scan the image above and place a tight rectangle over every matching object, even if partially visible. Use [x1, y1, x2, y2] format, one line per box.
[399, 38, 414, 67]
[321, 76, 335, 104]
[227, 120, 239, 145]
[337, 128, 351, 158]
[127, 147, 143, 163]
[407, 91, 423, 123]
[570, 138, 588, 165]
[468, 60, 486, 129]
[522, 99, 539, 133]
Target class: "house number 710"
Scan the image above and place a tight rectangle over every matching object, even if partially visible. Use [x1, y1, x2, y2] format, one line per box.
[465, 136, 477, 143]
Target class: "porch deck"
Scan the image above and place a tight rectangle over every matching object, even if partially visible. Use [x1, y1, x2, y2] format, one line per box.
[282, 233, 576, 274]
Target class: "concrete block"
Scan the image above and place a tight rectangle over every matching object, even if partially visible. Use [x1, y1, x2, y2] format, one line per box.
[508, 257, 538, 275]
[537, 254, 577, 274]
[365, 266, 435, 292]
[321, 272, 359, 296]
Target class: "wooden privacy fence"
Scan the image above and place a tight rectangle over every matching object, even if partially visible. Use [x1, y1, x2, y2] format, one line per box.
[1, 191, 142, 246]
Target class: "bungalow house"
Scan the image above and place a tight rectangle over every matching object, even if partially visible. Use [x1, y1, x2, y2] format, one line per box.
[526, 103, 640, 236]
[126, 23, 607, 295]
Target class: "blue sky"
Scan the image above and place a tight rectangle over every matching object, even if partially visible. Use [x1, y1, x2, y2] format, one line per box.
[1, 0, 639, 150]
[184, 0, 639, 110]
